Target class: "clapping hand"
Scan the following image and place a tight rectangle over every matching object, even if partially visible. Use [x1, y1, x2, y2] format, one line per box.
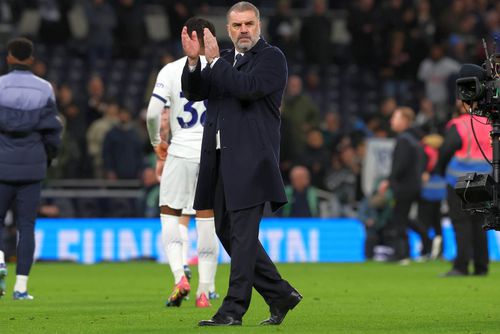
[181, 26, 200, 66]
[203, 27, 219, 64]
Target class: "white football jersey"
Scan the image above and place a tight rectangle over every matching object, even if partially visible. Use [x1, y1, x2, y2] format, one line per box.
[151, 56, 207, 160]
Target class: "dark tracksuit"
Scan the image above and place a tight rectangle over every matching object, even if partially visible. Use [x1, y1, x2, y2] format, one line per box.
[0, 65, 62, 275]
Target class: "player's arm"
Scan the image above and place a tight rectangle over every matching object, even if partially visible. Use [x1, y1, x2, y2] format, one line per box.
[155, 107, 171, 180]
[147, 65, 172, 160]
[146, 95, 169, 160]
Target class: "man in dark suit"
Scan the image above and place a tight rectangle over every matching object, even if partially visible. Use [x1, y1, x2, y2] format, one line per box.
[181, 1, 302, 327]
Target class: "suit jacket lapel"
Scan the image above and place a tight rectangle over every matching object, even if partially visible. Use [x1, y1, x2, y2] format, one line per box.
[227, 38, 268, 70]
[235, 53, 250, 69]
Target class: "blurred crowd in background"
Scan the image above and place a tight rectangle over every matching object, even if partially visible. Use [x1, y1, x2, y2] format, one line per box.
[0, 0, 499, 232]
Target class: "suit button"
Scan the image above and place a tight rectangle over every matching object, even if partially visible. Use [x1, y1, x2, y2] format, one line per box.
[208, 122, 213, 127]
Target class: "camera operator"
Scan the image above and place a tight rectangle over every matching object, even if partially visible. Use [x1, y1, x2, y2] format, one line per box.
[432, 100, 491, 277]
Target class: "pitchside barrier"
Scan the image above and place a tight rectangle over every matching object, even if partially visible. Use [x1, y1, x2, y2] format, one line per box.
[33, 217, 500, 264]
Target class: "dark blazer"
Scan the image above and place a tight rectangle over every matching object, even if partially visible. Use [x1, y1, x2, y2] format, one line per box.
[389, 128, 425, 199]
[182, 38, 288, 211]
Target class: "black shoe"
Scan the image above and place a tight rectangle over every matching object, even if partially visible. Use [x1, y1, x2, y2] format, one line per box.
[198, 315, 242, 326]
[473, 271, 488, 276]
[260, 290, 303, 325]
[440, 269, 468, 277]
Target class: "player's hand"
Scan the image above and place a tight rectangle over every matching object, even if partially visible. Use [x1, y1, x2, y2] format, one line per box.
[154, 142, 168, 161]
[181, 26, 200, 66]
[203, 27, 219, 64]
[156, 159, 165, 181]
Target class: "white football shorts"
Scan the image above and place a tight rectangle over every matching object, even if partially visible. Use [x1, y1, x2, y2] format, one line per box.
[159, 155, 199, 215]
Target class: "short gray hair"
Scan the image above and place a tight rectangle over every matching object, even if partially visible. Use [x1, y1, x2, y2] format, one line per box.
[226, 1, 260, 20]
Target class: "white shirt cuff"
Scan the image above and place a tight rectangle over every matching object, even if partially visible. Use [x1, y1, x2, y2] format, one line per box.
[210, 57, 219, 68]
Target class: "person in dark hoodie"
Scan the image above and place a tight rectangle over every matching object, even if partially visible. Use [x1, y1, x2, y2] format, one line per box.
[102, 107, 144, 180]
[379, 106, 430, 263]
[0, 37, 62, 300]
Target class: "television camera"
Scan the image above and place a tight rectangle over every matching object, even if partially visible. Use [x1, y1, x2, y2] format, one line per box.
[455, 39, 500, 231]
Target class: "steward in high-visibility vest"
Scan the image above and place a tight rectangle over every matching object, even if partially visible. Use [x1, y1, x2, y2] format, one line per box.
[444, 114, 492, 187]
[433, 102, 490, 276]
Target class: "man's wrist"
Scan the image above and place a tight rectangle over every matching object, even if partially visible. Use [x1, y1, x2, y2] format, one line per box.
[209, 57, 219, 68]
[187, 56, 199, 66]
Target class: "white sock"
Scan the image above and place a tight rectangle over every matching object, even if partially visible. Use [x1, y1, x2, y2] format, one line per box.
[14, 275, 28, 293]
[178, 223, 189, 267]
[0, 250, 5, 264]
[196, 217, 219, 296]
[160, 214, 184, 284]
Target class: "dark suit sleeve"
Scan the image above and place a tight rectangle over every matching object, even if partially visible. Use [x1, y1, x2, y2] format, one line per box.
[181, 58, 210, 101]
[210, 47, 287, 101]
[432, 125, 462, 176]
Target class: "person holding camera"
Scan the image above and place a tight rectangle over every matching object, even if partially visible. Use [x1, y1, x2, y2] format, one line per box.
[433, 100, 491, 277]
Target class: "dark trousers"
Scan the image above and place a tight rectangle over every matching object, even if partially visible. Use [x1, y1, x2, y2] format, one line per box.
[0, 181, 41, 275]
[213, 153, 293, 320]
[418, 199, 442, 237]
[447, 186, 489, 274]
[389, 194, 431, 259]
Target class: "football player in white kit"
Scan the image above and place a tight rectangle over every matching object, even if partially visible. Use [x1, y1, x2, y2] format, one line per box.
[146, 18, 219, 308]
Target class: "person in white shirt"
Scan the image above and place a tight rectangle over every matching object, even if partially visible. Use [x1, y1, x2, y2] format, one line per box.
[417, 43, 460, 126]
[146, 17, 219, 308]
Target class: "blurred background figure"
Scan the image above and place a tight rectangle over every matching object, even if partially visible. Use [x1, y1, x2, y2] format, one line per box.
[37, 0, 72, 46]
[418, 133, 446, 260]
[86, 101, 119, 178]
[84, 0, 116, 69]
[324, 139, 362, 217]
[266, 0, 298, 62]
[417, 43, 460, 129]
[281, 74, 320, 163]
[280, 166, 320, 218]
[102, 107, 144, 180]
[298, 129, 330, 189]
[358, 177, 393, 260]
[300, 0, 331, 68]
[114, 0, 147, 59]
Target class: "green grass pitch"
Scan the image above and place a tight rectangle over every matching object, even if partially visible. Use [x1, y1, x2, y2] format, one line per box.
[1, 261, 500, 333]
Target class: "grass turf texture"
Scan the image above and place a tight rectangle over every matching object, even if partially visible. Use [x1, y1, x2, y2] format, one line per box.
[1, 262, 499, 333]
